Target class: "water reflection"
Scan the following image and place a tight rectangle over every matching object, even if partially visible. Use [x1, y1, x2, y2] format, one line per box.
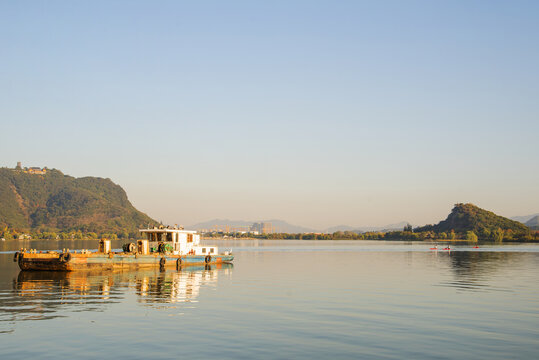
[437, 251, 521, 292]
[0, 264, 232, 334]
[136, 264, 232, 306]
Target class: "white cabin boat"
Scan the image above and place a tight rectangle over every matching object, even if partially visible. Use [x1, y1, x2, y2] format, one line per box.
[139, 227, 226, 256]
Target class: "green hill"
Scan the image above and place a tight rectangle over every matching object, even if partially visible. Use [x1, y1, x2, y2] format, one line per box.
[0, 167, 157, 237]
[415, 203, 530, 235]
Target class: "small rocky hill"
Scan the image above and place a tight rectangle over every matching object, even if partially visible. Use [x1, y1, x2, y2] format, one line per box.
[415, 203, 530, 234]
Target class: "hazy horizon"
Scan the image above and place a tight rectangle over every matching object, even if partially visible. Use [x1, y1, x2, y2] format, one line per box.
[2, 1, 538, 229]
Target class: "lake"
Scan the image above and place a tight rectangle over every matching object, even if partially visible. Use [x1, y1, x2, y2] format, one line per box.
[1, 239, 538, 359]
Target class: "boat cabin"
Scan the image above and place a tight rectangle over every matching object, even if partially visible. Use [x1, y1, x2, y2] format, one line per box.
[139, 227, 217, 256]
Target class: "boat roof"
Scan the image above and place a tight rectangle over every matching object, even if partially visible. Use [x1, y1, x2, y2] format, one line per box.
[139, 228, 197, 234]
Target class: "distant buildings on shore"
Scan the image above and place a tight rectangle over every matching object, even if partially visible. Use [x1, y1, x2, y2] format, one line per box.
[251, 222, 274, 234]
[14, 162, 47, 175]
[199, 222, 274, 235]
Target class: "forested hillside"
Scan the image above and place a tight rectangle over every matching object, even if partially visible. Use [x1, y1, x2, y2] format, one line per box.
[0, 167, 156, 239]
[414, 203, 530, 238]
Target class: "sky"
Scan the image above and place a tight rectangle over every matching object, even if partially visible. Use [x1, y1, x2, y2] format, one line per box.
[1, 1, 538, 229]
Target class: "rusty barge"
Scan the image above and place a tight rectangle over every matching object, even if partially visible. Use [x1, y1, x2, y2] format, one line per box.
[15, 227, 234, 271]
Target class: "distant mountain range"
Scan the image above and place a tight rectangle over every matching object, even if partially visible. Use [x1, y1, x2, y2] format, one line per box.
[525, 215, 539, 230]
[325, 221, 412, 233]
[190, 219, 412, 234]
[190, 219, 316, 233]
[192, 208, 539, 234]
[511, 213, 539, 224]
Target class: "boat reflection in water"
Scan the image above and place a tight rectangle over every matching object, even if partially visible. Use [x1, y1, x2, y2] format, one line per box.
[135, 264, 232, 305]
[4, 264, 232, 329]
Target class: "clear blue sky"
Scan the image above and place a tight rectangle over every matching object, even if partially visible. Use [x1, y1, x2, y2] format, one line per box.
[1, 1, 538, 229]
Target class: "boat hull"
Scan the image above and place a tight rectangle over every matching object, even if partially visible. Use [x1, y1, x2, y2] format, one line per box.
[17, 252, 234, 271]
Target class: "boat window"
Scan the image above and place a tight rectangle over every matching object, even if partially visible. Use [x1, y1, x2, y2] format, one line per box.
[166, 233, 173, 242]
[202, 248, 206, 253]
[187, 234, 193, 243]
[210, 248, 215, 254]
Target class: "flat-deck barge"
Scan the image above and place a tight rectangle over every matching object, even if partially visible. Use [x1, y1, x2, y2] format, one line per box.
[15, 226, 233, 271]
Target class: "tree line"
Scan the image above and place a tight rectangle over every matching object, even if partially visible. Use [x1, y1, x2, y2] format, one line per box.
[2, 226, 537, 242]
[1, 227, 138, 241]
[203, 227, 538, 242]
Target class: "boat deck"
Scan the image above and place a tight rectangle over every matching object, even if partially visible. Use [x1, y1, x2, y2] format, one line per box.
[16, 251, 234, 271]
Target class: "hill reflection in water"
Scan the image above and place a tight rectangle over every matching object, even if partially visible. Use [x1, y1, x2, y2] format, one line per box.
[436, 251, 524, 292]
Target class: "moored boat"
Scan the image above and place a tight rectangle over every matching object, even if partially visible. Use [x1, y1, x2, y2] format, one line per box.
[15, 226, 233, 271]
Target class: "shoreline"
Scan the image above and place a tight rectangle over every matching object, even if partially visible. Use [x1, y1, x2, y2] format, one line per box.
[2, 237, 537, 244]
[201, 237, 538, 243]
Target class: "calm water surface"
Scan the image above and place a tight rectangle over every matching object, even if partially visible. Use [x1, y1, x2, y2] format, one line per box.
[0, 240, 538, 359]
